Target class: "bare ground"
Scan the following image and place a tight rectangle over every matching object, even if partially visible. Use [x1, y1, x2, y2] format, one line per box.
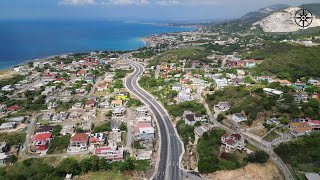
[202, 161, 283, 180]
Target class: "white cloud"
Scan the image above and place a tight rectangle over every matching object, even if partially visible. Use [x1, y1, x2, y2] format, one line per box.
[59, 0, 96, 6]
[105, 0, 150, 6]
[156, 0, 180, 6]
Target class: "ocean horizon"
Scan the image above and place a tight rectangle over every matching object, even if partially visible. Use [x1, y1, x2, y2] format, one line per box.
[0, 20, 194, 70]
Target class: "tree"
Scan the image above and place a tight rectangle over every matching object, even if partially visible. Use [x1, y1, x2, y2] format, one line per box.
[280, 117, 289, 124]
[283, 93, 294, 104]
[56, 157, 80, 175]
[245, 150, 269, 164]
[91, 155, 100, 172]
[217, 114, 225, 122]
[120, 122, 127, 131]
[80, 158, 92, 173]
[76, 127, 84, 133]
[85, 84, 93, 92]
[52, 125, 62, 136]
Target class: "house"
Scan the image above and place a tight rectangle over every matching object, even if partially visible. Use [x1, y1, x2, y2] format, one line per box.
[290, 92, 308, 103]
[0, 153, 8, 165]
[116, 64, 131, 70]
[111, 100, 122, 108]
[221, 133, 245, 152]
[236, 69, 245, 77]
[42, 74, 56, 82]
[0, 122, 17, 131]
[214, 101, 230, 112]
[35, 125, 55, 134]
[178, 88, 192, 102]
[277, 80, 292, 86]
[192, 78, 207, 86]
[135, 149, 152, 160]
[172, 84, 183, 91]
[112, 107, 126, 117]
[266, 118, 280, 125]
[72, 102, 83, 109]
[183, 111, 196, 126]
[230, 78, 245, 86]
[51, 112, 69, 122]
[232, 113, 247, 123]
[204, 73, 213, 79]
[263, 88, 283, 96]
[6, 116, 27, 123]
[84, 74, 95, 83]
[69, 112, 81, 120]
[245, 61, 256, 68]
[0, 104, 7, 113]
[0, 142, 8, 153]
[308, 79, 320, 86]
[89, 133, 106, 145]
[115, 92, 129, 100]
[107, 131, 122, 145]
[289, 122, 312, 137]
[97, 83, 109, 91]
[134, 122, 155, 141]
[41, 86, 56, 96]
[95, 146, 124, 160]
[76, 70, 86, 76]
[98, 101, 110, 108]
[7, 104, 19, 112]
[257, 76, 273, 83]
[215, 78, 228, 89]
[32, 133, 53, 150]
[42, 112, 53, 121]
[305, 173, 320, 180]
[1, 85, 15, 92]
[136, 106, 149, 116]
[68, 133, 89, 152]
[85, 99, 97, 109]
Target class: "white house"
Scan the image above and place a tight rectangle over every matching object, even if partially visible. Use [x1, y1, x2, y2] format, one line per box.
[215, 78, 228, 89]
[221, 133, 245, 152]
[232, 113, 247, 123]
[172, 84, 183, 91]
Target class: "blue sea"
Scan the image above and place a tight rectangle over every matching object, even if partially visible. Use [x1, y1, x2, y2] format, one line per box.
[0, 20, 193, 70]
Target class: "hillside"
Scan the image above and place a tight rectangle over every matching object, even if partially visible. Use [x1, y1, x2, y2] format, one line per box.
[243, 43, 320, 81]
[241, 4, 289, 23]
[252, 6, 320, 32]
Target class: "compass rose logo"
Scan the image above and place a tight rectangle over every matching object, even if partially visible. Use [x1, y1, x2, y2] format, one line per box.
[294, 8, 314, 29]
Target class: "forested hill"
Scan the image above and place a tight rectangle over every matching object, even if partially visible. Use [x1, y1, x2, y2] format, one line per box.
[243, 43, 320, 81]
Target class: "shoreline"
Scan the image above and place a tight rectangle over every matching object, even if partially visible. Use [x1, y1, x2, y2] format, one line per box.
[0, 24, 197, 72]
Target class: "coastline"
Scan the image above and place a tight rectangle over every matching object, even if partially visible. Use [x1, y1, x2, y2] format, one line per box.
[0, 22, 196, 72]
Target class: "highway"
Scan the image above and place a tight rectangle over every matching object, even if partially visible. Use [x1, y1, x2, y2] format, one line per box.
[124, 56, 182, 180]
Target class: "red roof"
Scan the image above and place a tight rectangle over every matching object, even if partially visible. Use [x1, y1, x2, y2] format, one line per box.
[230, 134, 241, 140]
[89, 137, 99, 143]
[7, 104, 19, 111]
[56, 77, 65, 81]
[222, 133, 229, 138]
[225, 139, 235, 145]
[310, 120, 320, 125]
[32, 133, 52, 141]
[86, 99, 96, 105]
[71, 133, 88, 142]
[95, 147, 112, 154]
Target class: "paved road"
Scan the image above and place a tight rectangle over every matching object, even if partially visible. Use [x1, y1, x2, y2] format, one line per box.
[124, 57, 181, 180]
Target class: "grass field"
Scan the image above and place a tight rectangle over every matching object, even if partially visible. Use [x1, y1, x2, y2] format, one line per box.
[74, 171, 129, 180]
[263, 131, 280, 142]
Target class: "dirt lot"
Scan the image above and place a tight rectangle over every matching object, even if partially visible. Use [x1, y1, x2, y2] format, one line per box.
[202, 161, 283, 180]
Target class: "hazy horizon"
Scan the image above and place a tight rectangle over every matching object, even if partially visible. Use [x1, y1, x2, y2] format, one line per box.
[0, 0, 320, 21]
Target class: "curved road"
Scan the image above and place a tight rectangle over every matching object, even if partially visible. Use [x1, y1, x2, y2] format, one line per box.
[124, 57, 182, 180]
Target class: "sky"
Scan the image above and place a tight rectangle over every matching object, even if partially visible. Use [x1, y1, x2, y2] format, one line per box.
[0, 0, 319, 21]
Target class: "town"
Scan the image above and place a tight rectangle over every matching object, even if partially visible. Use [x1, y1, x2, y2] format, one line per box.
[0, 19, 320, 180]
